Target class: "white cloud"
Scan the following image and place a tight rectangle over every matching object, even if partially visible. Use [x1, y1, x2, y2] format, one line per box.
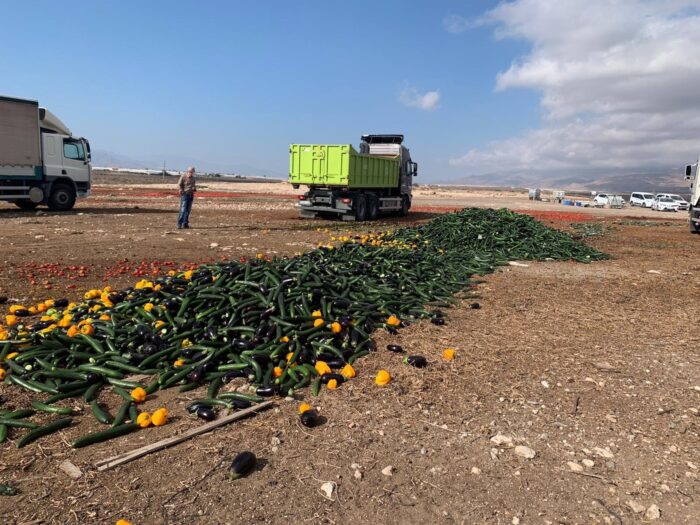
[443, 14, 475, 34]
[450, 0, 700, 175]
[399, 87, 441, 111]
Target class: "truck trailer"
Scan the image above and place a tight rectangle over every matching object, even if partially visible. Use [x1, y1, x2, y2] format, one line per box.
[685, 160, 700, 233]
[0, 95, 91, 211]
[289, 134, 417, 220]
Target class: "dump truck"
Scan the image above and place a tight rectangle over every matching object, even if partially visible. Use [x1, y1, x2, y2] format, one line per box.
[289, 134, 417, 220]
[0, 95, 91, 211]
[685, 159, 700, 233]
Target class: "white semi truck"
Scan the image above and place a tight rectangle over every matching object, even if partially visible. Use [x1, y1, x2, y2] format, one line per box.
[0, 96, 91, 211]
[684, 160, 700, 233]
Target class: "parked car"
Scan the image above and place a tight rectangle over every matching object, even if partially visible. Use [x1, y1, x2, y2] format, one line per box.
[629, 192, 655, 207]
[651, 196, 680, 212]
[656, 193, 689, 211]
[592, 193, 610, 206]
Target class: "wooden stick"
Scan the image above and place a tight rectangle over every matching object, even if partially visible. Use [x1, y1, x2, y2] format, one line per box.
[95, 400, 274, 471]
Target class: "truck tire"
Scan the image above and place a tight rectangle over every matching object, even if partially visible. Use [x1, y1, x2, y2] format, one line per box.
[399, 195, 410, 217]
[48, 183, 76, 211]
[354, 195, 367, 221]
[690, 209, 700, 234]
[15, 201, 38, 211]
[367, 195, 379, 221]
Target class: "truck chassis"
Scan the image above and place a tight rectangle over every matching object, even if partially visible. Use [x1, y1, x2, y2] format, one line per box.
[298, 187, 409, 221]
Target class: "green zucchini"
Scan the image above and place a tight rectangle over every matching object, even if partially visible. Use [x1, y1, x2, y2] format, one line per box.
[90, 401, 112, 425]
[71, 423, 139, 449]
[31, 400, 74, 415]
[16, 417, 72, 448]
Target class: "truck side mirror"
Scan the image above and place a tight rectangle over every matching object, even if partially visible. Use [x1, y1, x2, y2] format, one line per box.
[686, 165, 692, 180]
[412, 162, 418, 176]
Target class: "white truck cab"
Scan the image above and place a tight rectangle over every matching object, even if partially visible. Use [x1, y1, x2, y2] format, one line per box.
[684, 161, 700, 233]
[0, 96, 91, 211]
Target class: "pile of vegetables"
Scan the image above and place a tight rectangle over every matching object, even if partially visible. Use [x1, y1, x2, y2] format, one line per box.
[0, 209, 605, 447]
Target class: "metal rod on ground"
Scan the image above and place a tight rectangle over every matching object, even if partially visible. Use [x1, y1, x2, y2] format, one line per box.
[95, 400, 274, 472]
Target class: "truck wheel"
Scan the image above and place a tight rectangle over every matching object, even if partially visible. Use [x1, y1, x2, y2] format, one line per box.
[399, 196, 410, 217]
[354, 195, 367, 221]
[367, 195, 379, 221]
[15, 201, 38, 211]
[690, 210, 700, 234]
[48, 184, 76, 211]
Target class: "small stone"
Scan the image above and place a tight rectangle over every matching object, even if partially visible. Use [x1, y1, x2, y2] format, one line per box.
[58, 460, 83, 480]
[382, 465, 394, 476]
[645, 504, 660, 520]
[567, 461, 583, 472]
[470, 467, 482, 475]
[420, 447, 427, 455]
[514, 446, 536, 459]
[320, 481, 335, 500]
[687, 461, 698, 470]
[271, 436, 281, 446]
[271, 446, 278, 453]
[660, 484, 671, 493]
[627, 500, 646, 513]
[378, 430, 385, 436]
[512, 517, 521, 525]
[350, 463, 361, 470]
[354, 469, 363, 480]
[582, 459, 595, 468]
[605, 414, 617, 423]
[541, 380, 550, 388]
[490, 448, 499, 460]
[490, 433, 513, 446]
[647, 270, 661, 274]
[593, 447, 614, 459]
[209, 242, 219, 248]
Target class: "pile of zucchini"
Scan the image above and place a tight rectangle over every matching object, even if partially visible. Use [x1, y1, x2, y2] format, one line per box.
[0, 209, 605, 447]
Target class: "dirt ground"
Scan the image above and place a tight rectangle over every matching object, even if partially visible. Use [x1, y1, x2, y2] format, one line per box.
[0, 177, 698, 525]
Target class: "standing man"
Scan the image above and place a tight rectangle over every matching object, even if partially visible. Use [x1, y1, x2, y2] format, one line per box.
[177, 166, 197, 229]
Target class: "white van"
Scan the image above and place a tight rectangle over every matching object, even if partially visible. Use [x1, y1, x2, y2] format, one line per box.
[629, 192, 655, 207]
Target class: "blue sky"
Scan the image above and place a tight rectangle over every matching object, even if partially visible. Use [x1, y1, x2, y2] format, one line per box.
[4, 1, 698, 182]
[1, 1, 537, 180]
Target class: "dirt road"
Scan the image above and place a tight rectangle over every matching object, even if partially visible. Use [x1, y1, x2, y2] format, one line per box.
[0, 181, 697, 524]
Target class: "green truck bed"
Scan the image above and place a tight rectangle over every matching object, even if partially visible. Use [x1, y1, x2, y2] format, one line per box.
[289, 144, 399, 188]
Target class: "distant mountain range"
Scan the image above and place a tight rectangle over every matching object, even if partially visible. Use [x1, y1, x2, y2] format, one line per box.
[441, 170, 691, 195]
[93, 148, 691, 195]
[91, 149, 285, 179]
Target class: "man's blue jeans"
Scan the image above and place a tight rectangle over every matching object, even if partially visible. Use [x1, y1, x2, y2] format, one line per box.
[178, 194, 194, 227]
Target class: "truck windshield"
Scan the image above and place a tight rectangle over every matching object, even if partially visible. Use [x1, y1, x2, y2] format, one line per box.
[63, 139, 85, 161]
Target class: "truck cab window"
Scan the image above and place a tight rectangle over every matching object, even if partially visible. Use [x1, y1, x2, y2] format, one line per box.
[63, 140, 85, 161]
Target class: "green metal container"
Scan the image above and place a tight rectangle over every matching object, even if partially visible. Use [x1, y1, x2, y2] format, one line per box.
[289, 144, 399, 188]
